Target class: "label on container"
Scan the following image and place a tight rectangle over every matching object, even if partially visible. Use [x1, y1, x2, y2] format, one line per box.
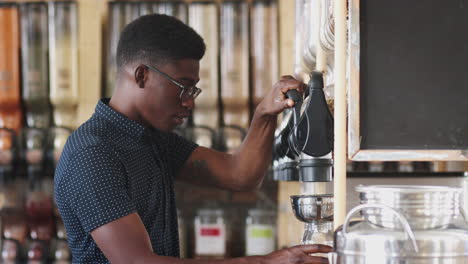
[246, 224, 275, 255]
[195, 223, 225, 256]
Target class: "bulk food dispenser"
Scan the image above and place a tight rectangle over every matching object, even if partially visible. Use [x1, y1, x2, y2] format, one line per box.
[272, 0, 337, 250]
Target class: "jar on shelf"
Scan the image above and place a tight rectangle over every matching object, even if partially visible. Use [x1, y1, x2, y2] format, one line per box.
[245, 209, 277, 256]
[368, 161, 383, 173]
[193, 208, 230, 259]
[1, 238, 20, 264]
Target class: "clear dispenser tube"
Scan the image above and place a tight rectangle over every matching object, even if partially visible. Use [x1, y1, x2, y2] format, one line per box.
[251, 0, 279, 107]
[220, 0, 249, 128]
[106, 1, 140, 97]
[48, 1, 79, 129]
[20, 2, 51, 129]
[157, 1, 187, 23]
[138, 1, 153, 16]
[189, 1, 219, 128]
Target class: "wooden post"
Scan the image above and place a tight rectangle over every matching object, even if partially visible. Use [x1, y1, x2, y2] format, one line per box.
[333, 0, 347, 229]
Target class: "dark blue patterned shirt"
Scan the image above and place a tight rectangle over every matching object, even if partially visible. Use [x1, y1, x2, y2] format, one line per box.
[54, 99, 197, 263]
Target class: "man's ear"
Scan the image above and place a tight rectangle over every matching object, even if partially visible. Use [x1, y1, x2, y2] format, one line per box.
[134, 65, 148, 88]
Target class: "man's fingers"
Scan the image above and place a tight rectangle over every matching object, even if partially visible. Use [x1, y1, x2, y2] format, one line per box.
[279, 80, 306, 94]
[306, 256, 329, 264]
[280, 75, 295, 80]
[296, 244, 333, 254]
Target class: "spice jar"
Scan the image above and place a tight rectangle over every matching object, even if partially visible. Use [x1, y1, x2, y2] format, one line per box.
[1, 239, 20, 263]
[245, 209, 277, 256]
[193, 208, 230, 259]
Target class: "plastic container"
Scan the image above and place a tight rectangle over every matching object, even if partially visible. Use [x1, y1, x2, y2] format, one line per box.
[245, 209, 276, 256]
[193, 208, 230, 259]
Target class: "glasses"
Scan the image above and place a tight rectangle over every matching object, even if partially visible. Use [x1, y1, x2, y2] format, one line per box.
[144, 64, 202, 101]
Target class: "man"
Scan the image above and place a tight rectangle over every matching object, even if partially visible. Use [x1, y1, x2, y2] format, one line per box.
[54, 14, 331, 263]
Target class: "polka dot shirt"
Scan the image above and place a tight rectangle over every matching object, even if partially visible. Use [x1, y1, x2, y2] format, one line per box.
[54, 98, 197, 263]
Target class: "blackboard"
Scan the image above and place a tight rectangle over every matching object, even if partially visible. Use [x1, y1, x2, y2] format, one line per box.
[349, 0, 468, 160]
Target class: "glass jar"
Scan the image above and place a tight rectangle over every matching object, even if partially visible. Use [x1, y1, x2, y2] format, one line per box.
[193, 208, 229, 259]
[1, 238, 20, 264]
[398, 161, 413, 172]
[189, 1, 219, 129]
[368, 161, 383, 173]
[20, 2, 51, 129]
[245, 209, 277, 256]
[53, 239, 71, 262]
[250, 0, 279, 107]
[1, 168, 27, 246]
[302, 221, 333, 247]
[220, 0, 250, 129]
[26, 239, 47, 263]
[48, 0, 79, 129]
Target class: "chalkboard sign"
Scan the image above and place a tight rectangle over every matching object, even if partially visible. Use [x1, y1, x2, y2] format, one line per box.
[348, 0, 468, 161]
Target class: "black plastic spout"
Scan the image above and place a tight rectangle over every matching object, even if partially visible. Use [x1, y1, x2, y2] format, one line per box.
[289, 71, 334, 157]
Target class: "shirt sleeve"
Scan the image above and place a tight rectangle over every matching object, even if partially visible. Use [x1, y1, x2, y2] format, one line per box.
[59, 145, 136, 233]
[167, 132, 198, 176]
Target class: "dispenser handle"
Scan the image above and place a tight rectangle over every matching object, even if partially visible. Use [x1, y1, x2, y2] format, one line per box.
[285, 90, 303, 157]
[342, 204, 419, 253]
[285, 89, 302, 104]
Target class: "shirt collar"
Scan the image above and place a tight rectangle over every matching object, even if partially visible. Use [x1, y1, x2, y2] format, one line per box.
[94, 98, 147, 140]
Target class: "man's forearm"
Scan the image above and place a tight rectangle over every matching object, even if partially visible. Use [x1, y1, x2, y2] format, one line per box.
[230, 109, 277, 190]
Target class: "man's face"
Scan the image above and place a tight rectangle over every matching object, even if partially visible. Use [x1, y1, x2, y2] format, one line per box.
[136, 59, 200, 132]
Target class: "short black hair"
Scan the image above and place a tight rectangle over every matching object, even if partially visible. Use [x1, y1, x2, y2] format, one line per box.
[116, 14, 205, 68]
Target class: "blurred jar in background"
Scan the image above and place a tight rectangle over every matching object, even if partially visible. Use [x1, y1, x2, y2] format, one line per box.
[220, 0, 249, 129]
[398, 161, 413, 173]
[20, 2, 51, 129]
[250, 0, 279, 108]
[189, 0, 219, 130]
[245, 209, 277, 256]
[0, 3, 23, 134]
[368, 161, 383, 173]
[383, 161, 399, 172]
[193, 207, 230, 259]
[157, 0, 187, 23]
[106, 1, 139, 97]
[48, 1, 79, 129]
[51, 217, 71, 263]
[0, 129, 28, 258]
[1, 239, 20, 264]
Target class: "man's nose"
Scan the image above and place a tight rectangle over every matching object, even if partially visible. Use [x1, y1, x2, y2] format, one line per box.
[181, 97, 195, 110]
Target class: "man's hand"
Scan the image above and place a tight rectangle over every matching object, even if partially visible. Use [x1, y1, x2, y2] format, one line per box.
[263, 244, 332, 264]
[256, 75, 306, 118]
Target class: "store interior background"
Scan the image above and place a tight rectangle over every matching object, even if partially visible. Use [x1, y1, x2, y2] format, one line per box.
[0, 0, 467, 262]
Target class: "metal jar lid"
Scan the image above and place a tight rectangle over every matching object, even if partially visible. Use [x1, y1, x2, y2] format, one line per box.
[356, 185, 462, 229]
